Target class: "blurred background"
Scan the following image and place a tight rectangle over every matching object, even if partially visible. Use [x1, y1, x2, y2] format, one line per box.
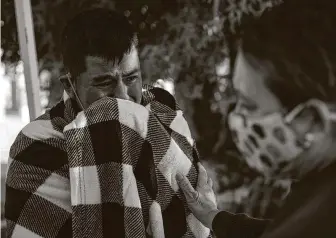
[1, 0, 291, 233]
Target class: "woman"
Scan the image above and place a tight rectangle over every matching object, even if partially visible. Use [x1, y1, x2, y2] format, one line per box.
[177, 0, 336, 237]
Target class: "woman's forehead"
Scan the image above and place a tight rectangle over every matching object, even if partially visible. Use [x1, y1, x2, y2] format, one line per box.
[233, 52, 263, 97]
[233, 51, 283, 112]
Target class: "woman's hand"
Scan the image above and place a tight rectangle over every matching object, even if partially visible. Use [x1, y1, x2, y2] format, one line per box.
[176, 163, 220, 230]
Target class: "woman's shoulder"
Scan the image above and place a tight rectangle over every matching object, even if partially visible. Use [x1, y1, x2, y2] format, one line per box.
[260, 161, 336, 238]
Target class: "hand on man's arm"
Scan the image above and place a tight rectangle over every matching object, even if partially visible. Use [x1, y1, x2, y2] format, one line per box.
[176, 163, 270, 238]
[176, 163, 220, 230]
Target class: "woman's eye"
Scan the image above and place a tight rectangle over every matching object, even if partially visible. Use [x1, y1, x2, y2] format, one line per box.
[242, 102, 257, 112]
[237, 99, 258, 113]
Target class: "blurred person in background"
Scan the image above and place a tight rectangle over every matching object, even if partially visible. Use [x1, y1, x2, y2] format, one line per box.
[176, 0, 336, 237]
[5, 9, 211, 238]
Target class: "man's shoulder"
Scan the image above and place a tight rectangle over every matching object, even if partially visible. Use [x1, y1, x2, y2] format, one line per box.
[261, 163, 336, 238]
[10, 101, 66, 158]
[142, 84, 180, 111]
[24, 100, 66, 137]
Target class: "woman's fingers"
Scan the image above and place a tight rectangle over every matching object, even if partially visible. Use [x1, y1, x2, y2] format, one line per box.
[176, 173, 198, 200]
[197, 163, 208, 187]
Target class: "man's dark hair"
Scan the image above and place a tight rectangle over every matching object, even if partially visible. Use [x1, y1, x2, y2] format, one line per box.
[61, 8, 138, 78]
[240, 0, 336, 110]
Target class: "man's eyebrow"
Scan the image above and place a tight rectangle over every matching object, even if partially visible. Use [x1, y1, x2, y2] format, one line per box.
[91, 73, 111, 80]
[122, 68, 140, 77]
[91, 68, 139, 80]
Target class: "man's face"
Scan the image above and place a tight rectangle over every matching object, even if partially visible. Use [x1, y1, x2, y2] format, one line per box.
[69, 47, 142, 109]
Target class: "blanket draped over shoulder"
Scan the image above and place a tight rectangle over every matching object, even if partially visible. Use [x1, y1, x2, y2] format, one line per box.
[5, 85, 212, 238]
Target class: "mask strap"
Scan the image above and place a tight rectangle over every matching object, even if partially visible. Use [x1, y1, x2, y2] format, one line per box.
[67, 73, 85, 111]
[284, 100, 324, 149]
[285, 99, 336, 148]
[285, 99, 336, 125]
[305, 99, 336, 128]
[284, 103, 306, 124]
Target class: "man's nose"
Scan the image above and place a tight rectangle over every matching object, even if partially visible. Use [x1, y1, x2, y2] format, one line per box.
[109, 82, 130, 101]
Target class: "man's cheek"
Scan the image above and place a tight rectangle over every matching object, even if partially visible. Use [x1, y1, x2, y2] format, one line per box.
[86, 89, 106, 106]
[132, 82, 143, 103]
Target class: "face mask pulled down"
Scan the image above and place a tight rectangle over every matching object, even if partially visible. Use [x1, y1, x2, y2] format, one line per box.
[66, 73, 85, 111]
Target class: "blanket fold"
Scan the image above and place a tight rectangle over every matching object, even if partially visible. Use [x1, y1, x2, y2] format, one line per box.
[5, 85, 212, 238]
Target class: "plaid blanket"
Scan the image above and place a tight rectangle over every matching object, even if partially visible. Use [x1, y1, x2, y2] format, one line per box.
[5, 85, 212, 238]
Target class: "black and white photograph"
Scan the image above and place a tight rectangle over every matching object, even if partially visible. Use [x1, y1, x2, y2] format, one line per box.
[1, 0, 336, 237]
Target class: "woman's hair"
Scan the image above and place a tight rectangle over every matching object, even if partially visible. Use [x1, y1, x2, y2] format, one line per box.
[240, 0, 336, 110]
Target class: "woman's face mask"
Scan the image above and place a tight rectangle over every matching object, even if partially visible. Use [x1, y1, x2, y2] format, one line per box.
[229, 51, 336, 178]
[228, 103, 318, 178]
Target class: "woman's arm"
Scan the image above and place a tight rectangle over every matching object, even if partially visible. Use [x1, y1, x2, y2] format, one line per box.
[176, 163, 270, 238]
[212, 211, 270, 238]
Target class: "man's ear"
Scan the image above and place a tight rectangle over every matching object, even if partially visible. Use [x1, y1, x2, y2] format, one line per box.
[286, 99, 331, 140]
[59, 74, 75, 98]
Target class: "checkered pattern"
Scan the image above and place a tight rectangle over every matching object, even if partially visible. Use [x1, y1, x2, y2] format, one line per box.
[5, 85, 212, 238]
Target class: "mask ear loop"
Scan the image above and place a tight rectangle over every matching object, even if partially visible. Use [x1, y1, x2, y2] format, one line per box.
[304, 99, 332, 133]
[285, 99, 335, 149]
[284, 102, 315, 149]
[66, 73, 85, 111]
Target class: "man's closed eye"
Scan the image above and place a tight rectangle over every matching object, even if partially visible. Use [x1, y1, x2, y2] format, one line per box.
[92, 76, 113, 87]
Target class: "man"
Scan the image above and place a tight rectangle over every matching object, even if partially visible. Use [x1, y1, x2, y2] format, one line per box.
[59, 9, 142, 109]
[5, 9, 213, 237]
